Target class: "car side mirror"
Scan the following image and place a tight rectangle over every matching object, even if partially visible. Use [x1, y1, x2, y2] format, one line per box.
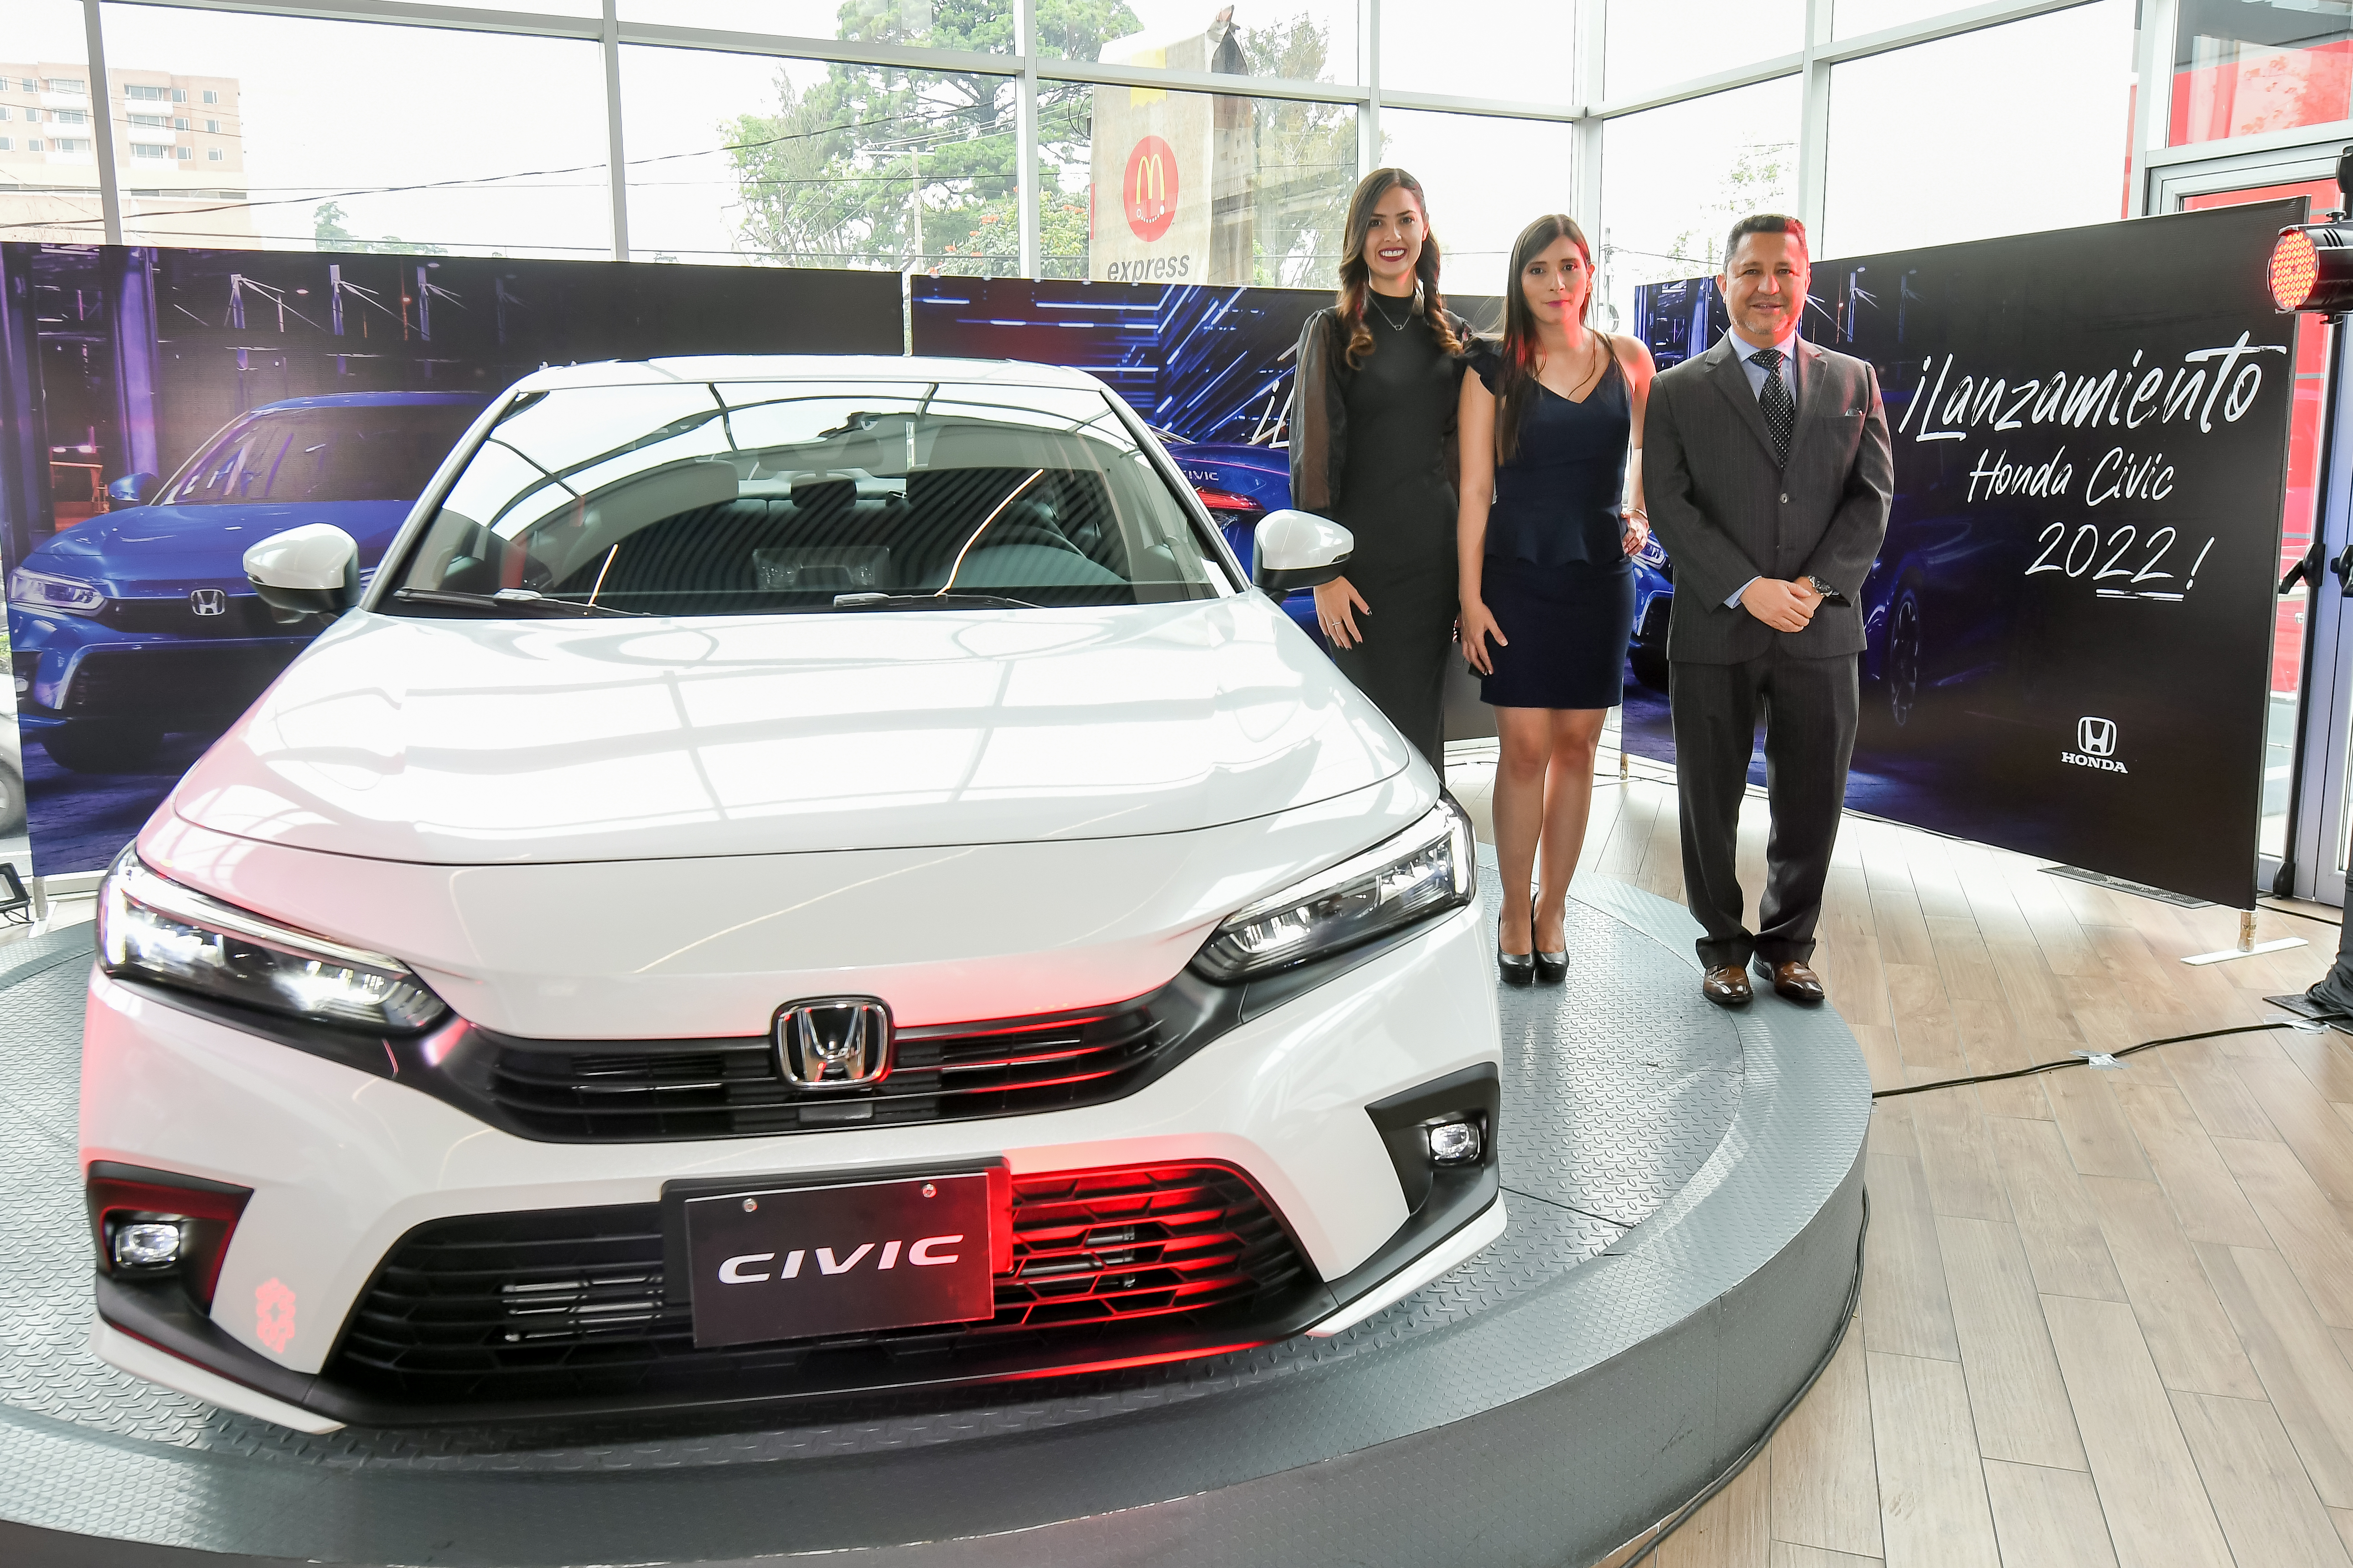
[1252, 509, 1354, 596]
[245, 524, 362, 616]
[107, 473, 159, 509]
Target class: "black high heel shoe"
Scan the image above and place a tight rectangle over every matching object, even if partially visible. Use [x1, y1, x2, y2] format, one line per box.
[1533, 906, 1567, 982]
[1498, 913, 1536, 986]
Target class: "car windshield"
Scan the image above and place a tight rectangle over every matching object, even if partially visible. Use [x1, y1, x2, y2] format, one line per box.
[161, 403, 481, 506]
[379, 377, 1229, 616]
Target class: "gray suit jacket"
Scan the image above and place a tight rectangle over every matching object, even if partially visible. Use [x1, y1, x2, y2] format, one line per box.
[1645, 334, 1893, 664]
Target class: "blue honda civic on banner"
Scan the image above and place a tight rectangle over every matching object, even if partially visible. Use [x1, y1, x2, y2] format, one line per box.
[7, 392, 486, 773]
[1164, 435, 1676, 684]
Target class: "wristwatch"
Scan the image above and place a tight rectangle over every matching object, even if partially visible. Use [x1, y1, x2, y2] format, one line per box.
[1805, 574, 1846, 603]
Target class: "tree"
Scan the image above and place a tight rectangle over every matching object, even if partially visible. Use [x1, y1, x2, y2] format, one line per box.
[311, 201, 448, 257]
[1241, 16, 1352, 287]
[727, 0, 1138, 273]
[1598, 140, 1794, 327]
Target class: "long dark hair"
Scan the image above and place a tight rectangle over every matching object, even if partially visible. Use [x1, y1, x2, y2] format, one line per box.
[1336, 167, 1461, 369]
[1492, 213, 1599, 464]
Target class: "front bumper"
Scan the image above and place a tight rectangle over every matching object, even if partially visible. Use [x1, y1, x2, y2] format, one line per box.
[83, 898, 1500, 1426]
[12, 617, 307, 731]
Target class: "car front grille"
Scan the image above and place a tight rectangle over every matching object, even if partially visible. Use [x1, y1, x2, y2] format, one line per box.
[101, 594, 295, 639]
[324, 1162, 1316, 1410]
[442, 995, 1185, 1143]
[62, 643, 303, 717]
[1636, 592, 1672, 645]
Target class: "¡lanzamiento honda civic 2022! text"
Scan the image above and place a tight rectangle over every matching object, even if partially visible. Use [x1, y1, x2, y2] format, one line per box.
[77, 356, 1505, 1432]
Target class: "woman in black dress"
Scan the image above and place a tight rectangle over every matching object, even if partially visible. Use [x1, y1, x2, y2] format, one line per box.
[1289, 167, 1476, 771]
[1458, 215, 1655, 983]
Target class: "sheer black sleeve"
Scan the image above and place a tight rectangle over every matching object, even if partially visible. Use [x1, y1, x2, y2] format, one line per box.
[1288, 309, 1346, 514]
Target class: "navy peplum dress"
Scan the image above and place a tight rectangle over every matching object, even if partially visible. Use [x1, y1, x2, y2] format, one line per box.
[1471, 343, 1638, 711]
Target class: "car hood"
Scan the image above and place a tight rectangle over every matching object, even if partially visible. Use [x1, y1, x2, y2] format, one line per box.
[26, 500, 414, 595]
[168, 593, 1419, 865]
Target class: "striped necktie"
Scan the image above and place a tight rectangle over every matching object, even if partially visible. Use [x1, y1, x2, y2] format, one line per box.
[1752, 348, 1794, 467]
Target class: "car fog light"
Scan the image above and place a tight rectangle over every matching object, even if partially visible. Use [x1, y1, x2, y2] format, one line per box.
[1425, 1117, 1483, 1166]
[112, 1220, 184, 1269]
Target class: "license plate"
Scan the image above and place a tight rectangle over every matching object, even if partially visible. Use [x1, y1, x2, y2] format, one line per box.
[681, 1172, 996, 1348]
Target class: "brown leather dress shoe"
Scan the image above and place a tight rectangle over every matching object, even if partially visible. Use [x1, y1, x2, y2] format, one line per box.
[1753, 957, 1826, 1005]
[1702, 965, 1753, 1007]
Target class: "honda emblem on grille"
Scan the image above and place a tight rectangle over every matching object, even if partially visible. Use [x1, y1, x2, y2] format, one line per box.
[776, 997, 891, 1087]
[189, 588, 227, 617]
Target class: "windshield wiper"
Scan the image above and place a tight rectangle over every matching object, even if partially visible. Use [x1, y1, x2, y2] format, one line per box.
[392, 587, 641, 618]
[832, 592, 1039, 611]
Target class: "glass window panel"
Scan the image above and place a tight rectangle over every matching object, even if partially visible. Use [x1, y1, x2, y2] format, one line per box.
[1832, 0, 1952, 38]
[0, 1, 100, 244]
[1035, 80, 1356, 284]
[1823, 1, 2135, 258]
[1597, 75, 1799, 335]
[1379, 108, 1577, 300]
[98, 5, 610, 257]
[1041, 0, 1357, 85]
[623, 45, 1018, 271]
[2172, 0, 2353, 146]
[1605, 0, 1802, 102]
[1375, 0, 1569, 99]
[615, 0, 1014, 55]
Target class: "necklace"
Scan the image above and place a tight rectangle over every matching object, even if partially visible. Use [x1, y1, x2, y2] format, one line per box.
[1367, 290, 1415, 331]
[1538, 332, 1608, 399]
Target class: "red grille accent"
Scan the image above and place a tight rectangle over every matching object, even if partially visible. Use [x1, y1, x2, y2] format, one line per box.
[1002, 1164, 1299, 1327]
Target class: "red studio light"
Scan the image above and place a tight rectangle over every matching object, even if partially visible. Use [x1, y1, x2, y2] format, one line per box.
[2272, 227, 2320, 311]
[2274, 149, 2353, 314]
[2270, 223, 2353, 314]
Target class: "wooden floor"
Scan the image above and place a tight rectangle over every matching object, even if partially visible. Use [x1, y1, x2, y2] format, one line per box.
[1447, 740, 2353, 1568]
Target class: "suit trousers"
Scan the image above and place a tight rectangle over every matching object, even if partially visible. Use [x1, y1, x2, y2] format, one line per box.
[1669, 641, 1858, 970]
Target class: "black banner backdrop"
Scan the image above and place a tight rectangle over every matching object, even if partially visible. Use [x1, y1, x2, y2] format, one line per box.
[1633, 200, 2302, 906]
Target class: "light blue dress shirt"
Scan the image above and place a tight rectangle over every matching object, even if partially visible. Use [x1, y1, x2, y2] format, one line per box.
[1722, 325, 1805, 608]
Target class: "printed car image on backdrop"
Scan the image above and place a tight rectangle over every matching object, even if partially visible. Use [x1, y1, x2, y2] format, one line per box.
[0, 243, 902, 874]
[910, 275, 1575, 744]
[1629, 200, 2300, 905]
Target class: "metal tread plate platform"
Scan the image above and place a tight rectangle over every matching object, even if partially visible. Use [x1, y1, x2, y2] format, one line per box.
[0, 855, 1869, 1566]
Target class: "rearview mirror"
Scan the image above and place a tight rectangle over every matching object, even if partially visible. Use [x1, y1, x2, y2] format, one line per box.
[245, 524, 362, 616]
[107, 473, 159, 509]
[1252, 509, 1354, 596]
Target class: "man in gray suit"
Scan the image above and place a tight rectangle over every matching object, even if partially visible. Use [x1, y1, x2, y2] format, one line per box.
[1644, 215, 1893, 1008]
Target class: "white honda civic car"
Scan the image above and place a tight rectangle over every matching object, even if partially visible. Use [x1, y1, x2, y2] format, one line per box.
[76, 356, 1502, 1432]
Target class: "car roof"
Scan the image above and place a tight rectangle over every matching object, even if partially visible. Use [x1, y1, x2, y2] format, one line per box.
[249, 391, 492, 412]
[505, 356, 1113, 395]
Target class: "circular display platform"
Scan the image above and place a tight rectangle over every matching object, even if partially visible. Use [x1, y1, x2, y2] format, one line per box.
[0, 858, 1868, 1568]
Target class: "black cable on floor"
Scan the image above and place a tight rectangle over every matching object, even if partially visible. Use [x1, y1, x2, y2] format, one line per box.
[1611, 1191, 1870, 1568]
[1868, 1019, 2321, 1102]
[2260, 899, 2344, 929]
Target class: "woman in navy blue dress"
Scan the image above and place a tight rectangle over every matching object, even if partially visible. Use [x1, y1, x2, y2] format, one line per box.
[1457, 215, 1655, 983]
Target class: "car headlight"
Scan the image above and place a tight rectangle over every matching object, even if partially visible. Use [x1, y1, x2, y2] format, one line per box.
[1634, 534, 1668, 570]
[7, 566, 107, 616]
[1193, 799, 1475, 981]
[98, 850, 446, 1032]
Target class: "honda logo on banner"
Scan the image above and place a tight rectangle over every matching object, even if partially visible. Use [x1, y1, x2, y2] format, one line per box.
[2061, 717, 2128, 774]
[775, 997, 891, 1086]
